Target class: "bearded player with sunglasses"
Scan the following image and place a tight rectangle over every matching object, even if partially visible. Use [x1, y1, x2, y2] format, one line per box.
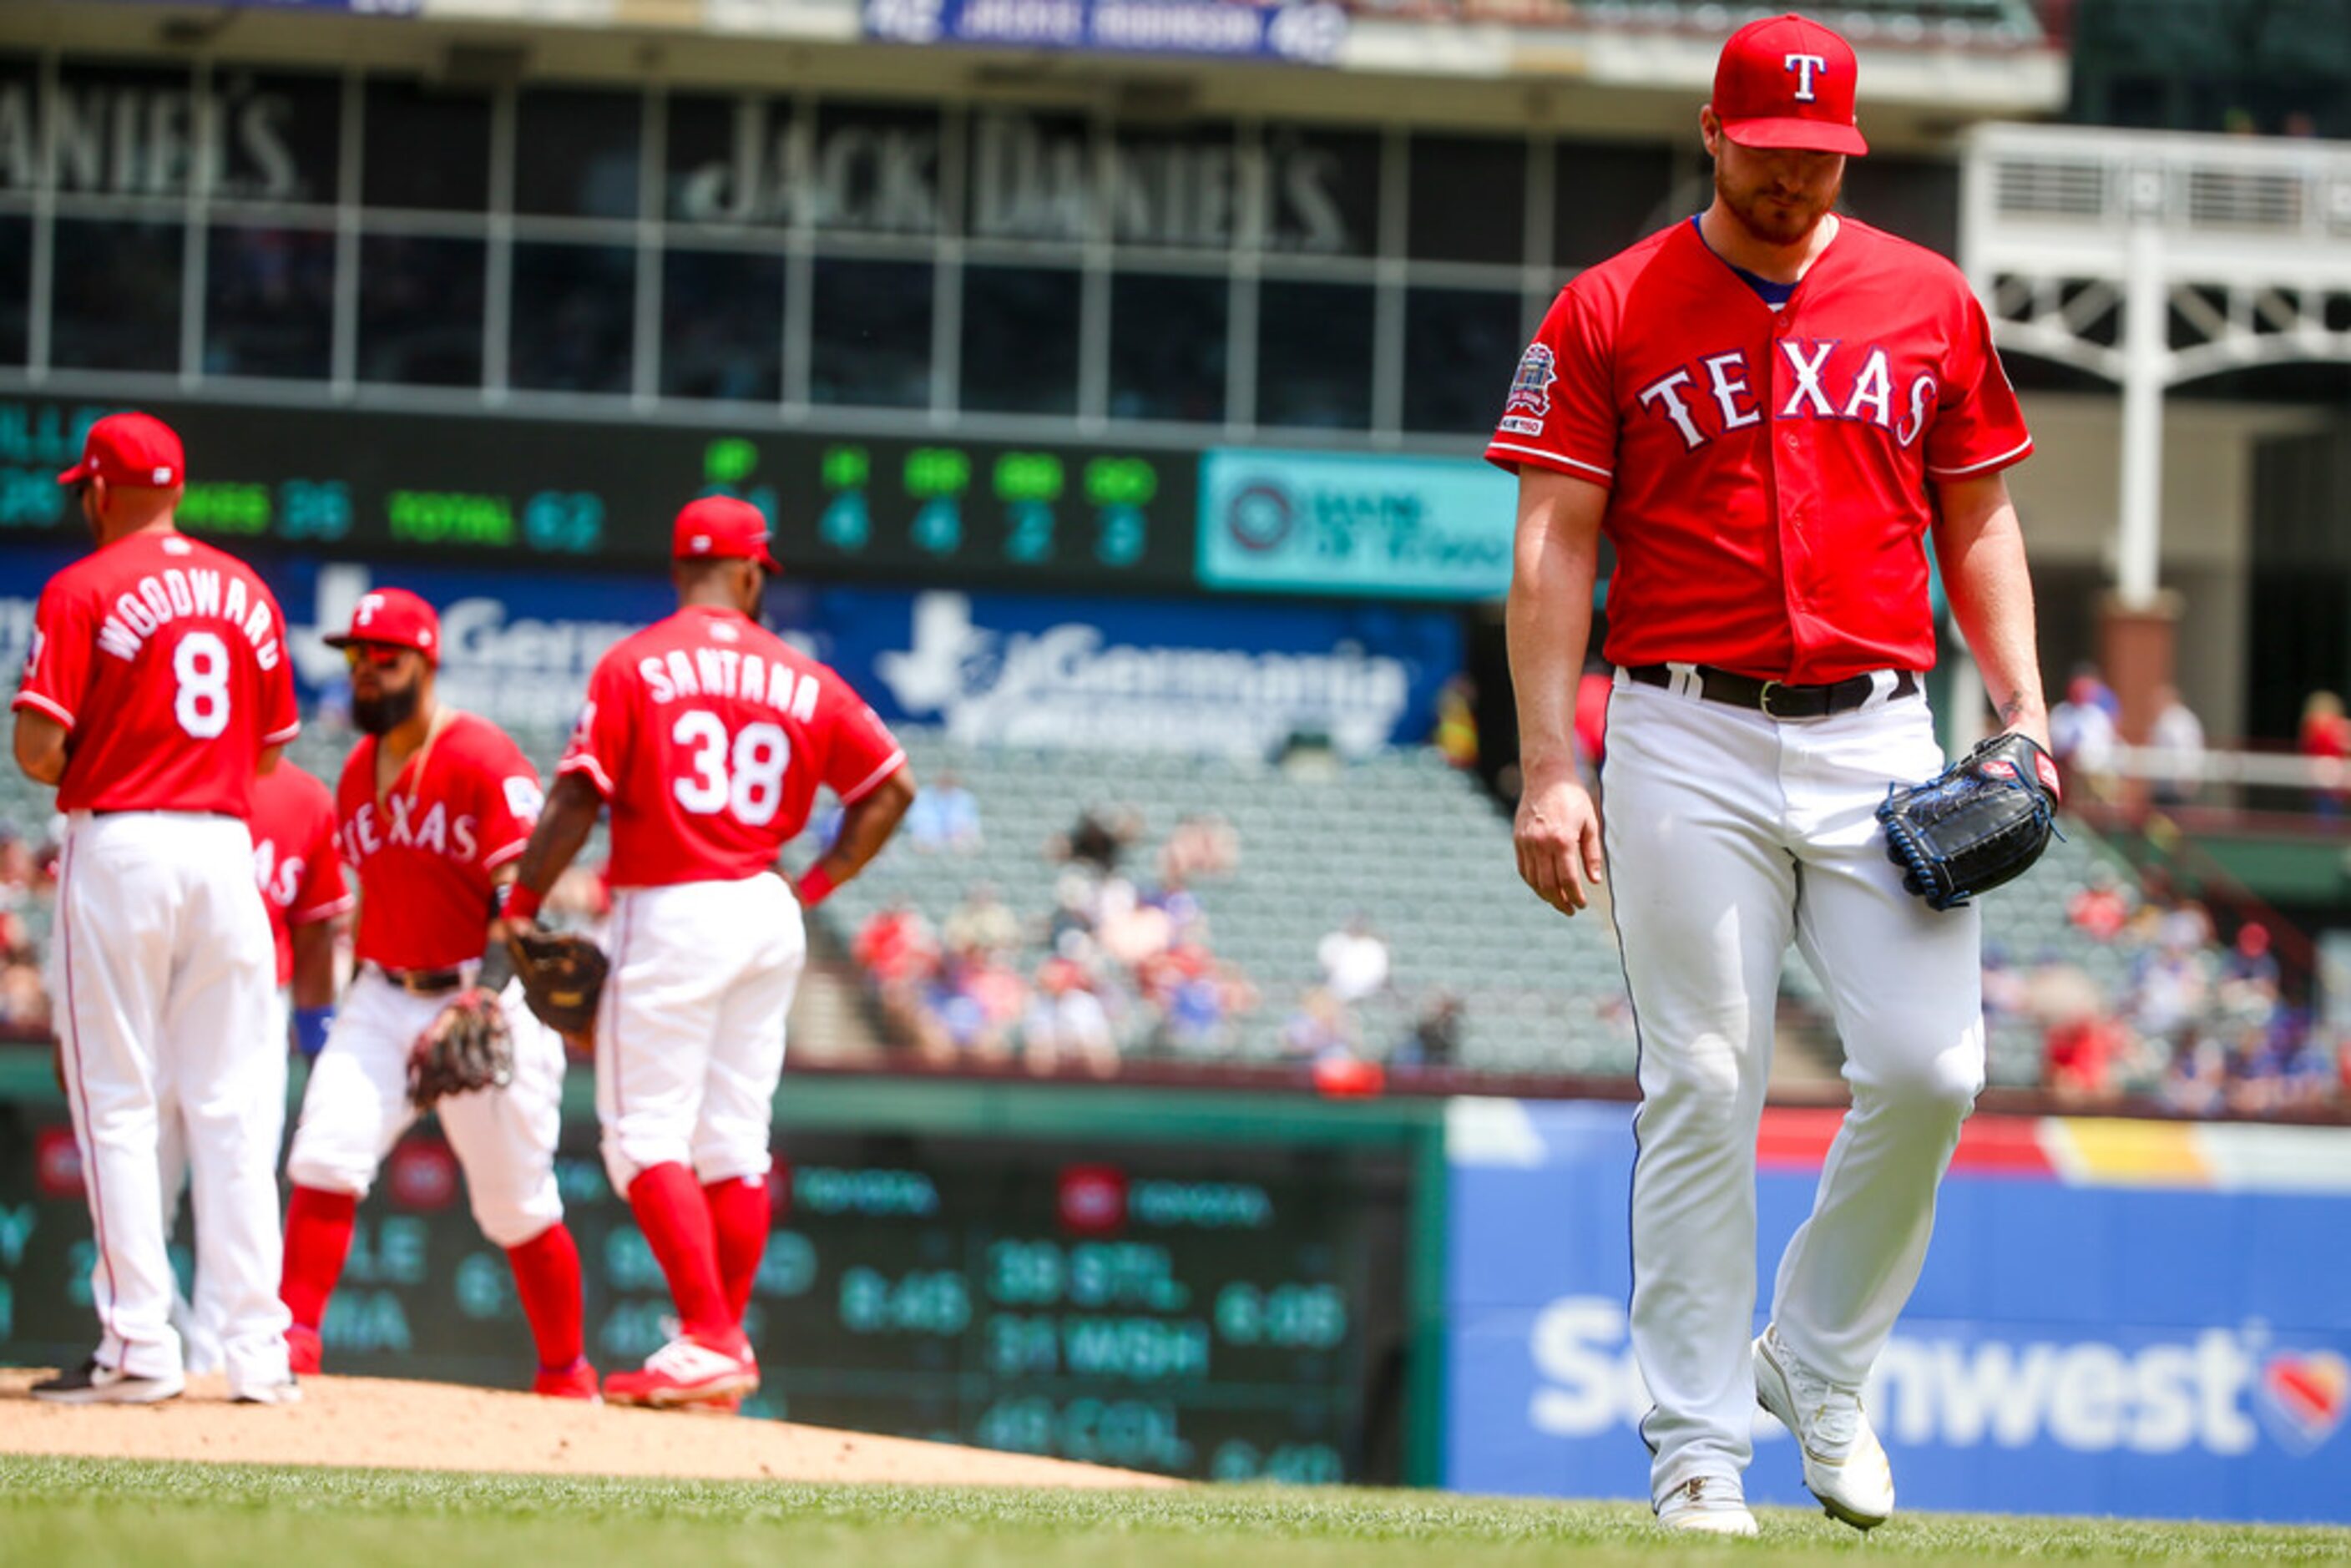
[276, 588, 595, 1399]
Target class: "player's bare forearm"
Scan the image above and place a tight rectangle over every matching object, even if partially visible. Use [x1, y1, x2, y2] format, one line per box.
[508, 772, 604, 911]
[1932, 473, 2050, 752]
[1505, 468, 1610, 916]
[1507, 468, 1607, 783]
[12, 710, 67, 786]
[289, 920, 336, 1011]
[814, 766, 917, 888]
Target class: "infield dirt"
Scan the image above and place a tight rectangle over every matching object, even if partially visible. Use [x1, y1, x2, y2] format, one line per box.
[0, 1369, 1176, 1489]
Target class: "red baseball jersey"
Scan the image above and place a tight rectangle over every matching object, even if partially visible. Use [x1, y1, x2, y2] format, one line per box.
[1487, 217, 2032, 685]
[559, 605, 906, 889]
[13, 532, 300, 816]
[250, 760, 351, 987]
[336, 711, 544, 971]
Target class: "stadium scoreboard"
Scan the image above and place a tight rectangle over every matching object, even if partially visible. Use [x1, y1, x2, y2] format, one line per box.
[0, 1118, 1410, 1483]
[0, 396, 1198, 592]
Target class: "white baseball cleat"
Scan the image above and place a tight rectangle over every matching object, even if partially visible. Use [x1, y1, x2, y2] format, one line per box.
[231, 1377, 304, 1406]
[31, 1358, 186, 1406]
[1754, 1323, 1895, 1531]
[1655, 1476, 1759, 1536]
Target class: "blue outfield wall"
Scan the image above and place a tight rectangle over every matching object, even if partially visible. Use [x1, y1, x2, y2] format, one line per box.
[1444, 1100, 2351, 1524]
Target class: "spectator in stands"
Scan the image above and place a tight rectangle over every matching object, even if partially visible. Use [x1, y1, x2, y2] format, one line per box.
[2148, 685, 2206, 807]
[918, 950, 1027, 1067]
[2129, 907, 2216, 1046]
[0, 953, 48, 1035]
[2065, 863, 2136, 941]
[854, 901, 944, 1055]
[1096, 876, 1173, 969]
[2050, 668, 2120, 800]
[1158, 813, 1239, 883]
[943, 883, 1020, 959]
[904, 770, 983, 854]
[1051, 806, 1140, 873]
[1280, 987, 1359, 1068]
[1395, 989, 1464, 1070]
[0, 826, 36, 908]
[1433, 675, 1480, 770]
[1317, 915, 1390, 1004]
[1021, 955, 1117, 1079]
[2043, 1006, 2128, 1104]
[2162, 1031, 2229, 1117]
[2299, 690, 2349, 819]
[2218, 922, 2282, 1011]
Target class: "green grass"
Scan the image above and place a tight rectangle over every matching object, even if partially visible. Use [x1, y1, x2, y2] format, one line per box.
[3, 1457, 2347, 1567]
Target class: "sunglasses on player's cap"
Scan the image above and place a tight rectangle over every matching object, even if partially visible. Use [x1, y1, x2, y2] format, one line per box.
[1712, 12, 1869, 157]
[322, 588, 442, 668]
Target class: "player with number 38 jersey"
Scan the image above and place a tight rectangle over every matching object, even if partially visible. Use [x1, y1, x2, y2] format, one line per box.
[510, 496, 915, 1409]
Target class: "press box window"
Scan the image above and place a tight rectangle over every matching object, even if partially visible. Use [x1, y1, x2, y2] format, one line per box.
[1256, 280, 1373, 430]
[1407, 136, 1525, 265]
[205, 225, 336, 380]
[1553, 141, 1677, 269]
[1109, 272, 1226, 423]
[0, 215, 28, 367]
[50, 219, 182, 375]
[1403, 288, 1523, 433]
[515, 89, 642, 220]
[210, 69, 345, 206]
[357, 233, 486, 387]
[1261, 126, 1381, 258]
[962, 265, 1080, 417]
[662, 249, 784, 402]
[363, 79, 493, 213]
[509, 242, 635, 395]
[811, 258, 932, 408]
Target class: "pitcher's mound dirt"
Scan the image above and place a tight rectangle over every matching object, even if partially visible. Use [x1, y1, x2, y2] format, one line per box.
[0, 1369, 1176, 1489]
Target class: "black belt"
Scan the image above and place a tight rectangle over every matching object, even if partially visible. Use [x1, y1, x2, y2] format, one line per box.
[1625, 665, 1918, 720]
[370, 964, 467, 996]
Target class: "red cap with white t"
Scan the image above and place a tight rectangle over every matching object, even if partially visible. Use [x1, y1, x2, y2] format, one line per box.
[673, 495, 782, 574]
[57, 412, 186, 488]
[1711, 13, 1868, 157]
[324, 587, 442, 665]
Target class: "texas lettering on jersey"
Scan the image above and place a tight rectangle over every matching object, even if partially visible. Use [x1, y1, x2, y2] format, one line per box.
[560, 604, 904, 890]
[1485, 217, 2031, 685]
[337, 712, 544, 972]
[12, 533, 300, 817]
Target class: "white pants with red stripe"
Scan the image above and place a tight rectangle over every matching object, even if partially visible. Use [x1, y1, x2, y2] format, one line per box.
[51, 810, 291, 1391]
[596, 874, 806, 1192]
[159, 984, 291, 1375]
[285, 972, 567, 1248]
[1600, 671, 1985, 1505]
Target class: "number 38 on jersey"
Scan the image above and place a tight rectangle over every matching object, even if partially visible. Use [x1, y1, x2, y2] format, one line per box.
[557, 606, 906, 889]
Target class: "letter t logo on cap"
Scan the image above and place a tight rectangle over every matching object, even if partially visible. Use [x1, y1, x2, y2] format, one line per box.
[1785, 53, 1828, 102]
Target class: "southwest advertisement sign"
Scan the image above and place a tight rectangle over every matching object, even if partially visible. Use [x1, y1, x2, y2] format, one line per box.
[1447, 1100, 2351, 1523]
[1197, 450, 1517, 603]
[809, 587, 1460, 759]
[862, 0, 1347, 64]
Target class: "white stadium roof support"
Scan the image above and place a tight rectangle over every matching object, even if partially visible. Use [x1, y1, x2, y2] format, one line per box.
[1960, 124, 2351, 608]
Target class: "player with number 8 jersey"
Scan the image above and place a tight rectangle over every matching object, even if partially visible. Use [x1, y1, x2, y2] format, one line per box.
[508, 496, 916, 1409]
[12, 412, 301, 1405]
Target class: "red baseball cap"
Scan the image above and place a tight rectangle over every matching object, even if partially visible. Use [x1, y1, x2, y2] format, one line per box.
[324, 587, 441, 665]
[674, 495, 781, 574]
[58, 412, 186, 488]
[1712, 13, 1868, 157]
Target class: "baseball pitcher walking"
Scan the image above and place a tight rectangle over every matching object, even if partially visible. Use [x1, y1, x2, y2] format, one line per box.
[506, 496, 915, 1409]
[278, 588, 594, 1399]
[1494, 13, 2049, 1535]
[12, 412, 302, 1404]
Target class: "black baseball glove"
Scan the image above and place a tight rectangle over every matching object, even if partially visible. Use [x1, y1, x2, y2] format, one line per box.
[407, 989, 514, 1108]
[1876, 732, 2062, 913]
[507, 928, 609, 1036]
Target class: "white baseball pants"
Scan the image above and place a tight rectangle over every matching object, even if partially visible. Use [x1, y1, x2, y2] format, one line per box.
[50, 810, 291, 1390]
[159, 984, 290, 1375]
[596, 874, 806, 1192]
[285, 973, 566, 1248]
[1600, 670, 1985, 1504]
